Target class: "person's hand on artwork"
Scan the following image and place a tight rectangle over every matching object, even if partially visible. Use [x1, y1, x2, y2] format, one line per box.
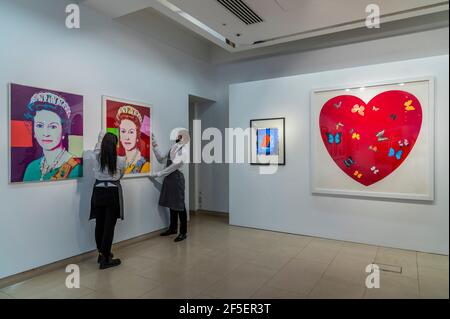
[149, 172, 160, 179]
[151, 133, 158, 148]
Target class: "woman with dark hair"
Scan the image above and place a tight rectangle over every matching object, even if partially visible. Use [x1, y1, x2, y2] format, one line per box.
[23, 92, 82, 181]
[90, 131, 126, 269]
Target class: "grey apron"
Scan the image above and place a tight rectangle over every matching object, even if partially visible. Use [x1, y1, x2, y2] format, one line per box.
[159, 157, 185, 211]
[90, 179, 124, 220]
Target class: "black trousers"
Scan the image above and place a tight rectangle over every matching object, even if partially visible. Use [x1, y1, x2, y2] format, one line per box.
[169, 207, 187, 235]
[93, 188, 119, 258]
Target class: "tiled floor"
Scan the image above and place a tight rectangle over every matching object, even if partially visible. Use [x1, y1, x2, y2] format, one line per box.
[1, 213, 448, 299]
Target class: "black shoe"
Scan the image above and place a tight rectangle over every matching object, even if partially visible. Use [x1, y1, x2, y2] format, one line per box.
[160, 229, 177, 237]
[97, 253, 114, 264]
[99, 255, 121, 270]
[174, 234, 187, 242]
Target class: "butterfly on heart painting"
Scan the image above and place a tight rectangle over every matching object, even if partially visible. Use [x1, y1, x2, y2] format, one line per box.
[333, 101, 342, 109]
[344, 156, 354, 168]
[404, 100, 415, 111]
[352, 132, 361, 140]
[372, 106, 380, 111]
[369, 145, 378, 152]
[371, 166, 380, 174]
[326, 132, 342, 145]
[398, 139, 410, 147]
[335, 122, 344, 130]
[376, 130, 389, 142]
[351, 104, 365, 116]
[388, 148, 404, 160]
[353, 170, 363, 179]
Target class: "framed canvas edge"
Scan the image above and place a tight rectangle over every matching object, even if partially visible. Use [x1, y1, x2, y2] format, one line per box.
[102, 95, 153, 178]
[311, 187, 434, 201]
[249, 117, 286, 166]
[428, 77, 436, 201]
[311, 76, 435, 94]
[8, 83, 12, 185]
[309, 76, 436, 202]
[8, 82, 84, 185]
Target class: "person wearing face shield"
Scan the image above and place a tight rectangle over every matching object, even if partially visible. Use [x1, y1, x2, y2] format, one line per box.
[150, 129, 190, 242]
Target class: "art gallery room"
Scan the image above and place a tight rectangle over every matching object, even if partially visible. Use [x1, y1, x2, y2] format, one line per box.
[0, 0, 449, 303]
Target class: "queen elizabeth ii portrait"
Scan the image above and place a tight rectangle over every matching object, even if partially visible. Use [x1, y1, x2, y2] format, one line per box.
[10, 84, 84, 183]
[103, 96, 152, 177]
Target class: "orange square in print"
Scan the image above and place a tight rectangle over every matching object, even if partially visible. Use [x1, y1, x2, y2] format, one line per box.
[11, 120, 33, 148]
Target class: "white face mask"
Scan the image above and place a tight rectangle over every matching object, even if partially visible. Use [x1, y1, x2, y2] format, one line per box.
[176, 130, 190, 145]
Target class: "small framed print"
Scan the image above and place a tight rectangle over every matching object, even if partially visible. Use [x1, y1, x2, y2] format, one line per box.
[250, 117, 285, 165]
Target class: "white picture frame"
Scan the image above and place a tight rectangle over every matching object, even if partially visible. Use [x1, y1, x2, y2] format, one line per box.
[310, 77, 435, 201]
[250, 117, 286, 166]
[102, 95, 153, 179]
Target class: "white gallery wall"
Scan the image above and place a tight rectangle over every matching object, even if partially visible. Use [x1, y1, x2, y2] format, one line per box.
[0, 0, 215, 279]
[229, 55, 449, 255]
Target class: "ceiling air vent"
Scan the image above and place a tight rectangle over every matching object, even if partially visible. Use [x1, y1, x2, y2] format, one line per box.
[217, 0, 263, 25]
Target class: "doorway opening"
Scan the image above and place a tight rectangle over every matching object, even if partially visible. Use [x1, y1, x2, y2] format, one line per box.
[188, 95, 216, 213]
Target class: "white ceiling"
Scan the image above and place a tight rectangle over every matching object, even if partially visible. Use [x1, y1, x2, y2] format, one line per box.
[81, 0, 153, 18]
[82, 0, 449, 53]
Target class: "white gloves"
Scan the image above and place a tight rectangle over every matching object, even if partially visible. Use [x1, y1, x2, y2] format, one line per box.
[151, 133, 158, 148]
[149, 172, 160, 179]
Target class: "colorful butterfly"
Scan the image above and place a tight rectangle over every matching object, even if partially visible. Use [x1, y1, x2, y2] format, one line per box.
[352, 133, 361, 140]
[335, 122, 344, 130]
[334, 101, 342, 109]
[351, 104, 365, 116]
[344, 157, 354, 168]
[389, 148, 404, 160]
[376, 130, 389, 142]
[326, 132, 342, 145]
[404, 100, 415, 111]
[372, 106, 380, 111]
[398, 139, 410, 147]
[371, 166, 379, 174]
[369, 145, 378, 152]
[354, 170, 363, 179]
[390, 114, 398, 120]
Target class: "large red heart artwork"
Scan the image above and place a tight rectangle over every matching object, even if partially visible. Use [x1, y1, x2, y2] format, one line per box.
[319, 90, 422, 186]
